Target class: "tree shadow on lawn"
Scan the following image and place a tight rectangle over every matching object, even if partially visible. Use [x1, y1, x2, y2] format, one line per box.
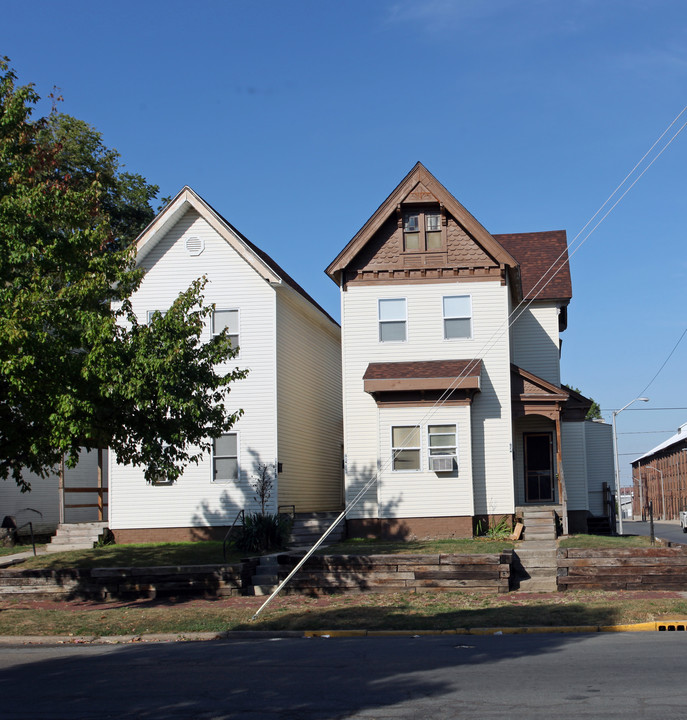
[240, 600, 621, 632]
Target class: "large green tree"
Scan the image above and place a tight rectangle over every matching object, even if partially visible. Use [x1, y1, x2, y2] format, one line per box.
[0, 58, 246, 490]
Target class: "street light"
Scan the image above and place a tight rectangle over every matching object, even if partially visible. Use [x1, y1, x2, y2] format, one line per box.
[645, 465, 666, 521]
[612, 397, 649, 535]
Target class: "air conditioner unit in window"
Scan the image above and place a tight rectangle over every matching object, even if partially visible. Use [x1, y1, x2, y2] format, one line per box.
[429, 455, 455, 472]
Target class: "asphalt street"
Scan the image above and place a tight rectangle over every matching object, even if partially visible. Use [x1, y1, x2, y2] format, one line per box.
[2, 633, 687, 719]
[624, 519, 686, 545]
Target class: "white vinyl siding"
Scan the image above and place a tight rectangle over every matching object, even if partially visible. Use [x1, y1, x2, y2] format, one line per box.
[561, 421, 587, 510]
[585, 420, 614, 516]
[341, 280, 513, 519]
[109, 207, 278, 529]
[510, 302, 561, 385]
[276, 286, 343, 512]
[377, 406, 473, 518]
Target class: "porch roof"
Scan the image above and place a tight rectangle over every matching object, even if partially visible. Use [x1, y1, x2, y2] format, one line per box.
[363, 359, 482, 393]
[511, 364, 592, 421]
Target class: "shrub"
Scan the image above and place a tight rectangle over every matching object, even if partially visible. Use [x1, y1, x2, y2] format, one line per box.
[235, 512, 292, 553]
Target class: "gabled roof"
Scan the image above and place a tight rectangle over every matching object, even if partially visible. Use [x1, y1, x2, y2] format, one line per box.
[510, 365, 594, 421]
[494, 231, 572, 301]
[135, 186, 337, 326]
[632, 422, 687, 464]
[325, 162, 520, 286]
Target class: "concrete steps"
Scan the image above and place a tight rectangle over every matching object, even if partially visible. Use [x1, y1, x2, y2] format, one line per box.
[46, 522, 109, 553]
[246, 554, 281, 596]
[514, 509, 558, 592]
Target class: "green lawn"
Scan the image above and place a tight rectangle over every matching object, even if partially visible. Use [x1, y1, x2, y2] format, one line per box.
[1, 590, 686, 636]
[559, 534, 655, 549]
[7, 534, 660, 570]
[1, 533, 685, 637]
[319, 537, 515, 555]
[14, 541, 249, 570]
[0, 543, 46, 557]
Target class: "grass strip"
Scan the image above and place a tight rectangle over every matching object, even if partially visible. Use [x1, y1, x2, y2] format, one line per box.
[2, 590, 687, 637]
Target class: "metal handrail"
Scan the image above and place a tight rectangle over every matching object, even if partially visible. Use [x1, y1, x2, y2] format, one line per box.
[223, 509, 245, 561]
[16, 522, 37, 556]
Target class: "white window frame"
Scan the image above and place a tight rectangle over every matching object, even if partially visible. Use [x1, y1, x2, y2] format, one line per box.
[212, 308, 240, 355]
[146, 310, 166, 324]
[212, 432, 240, 483]
[442, 295, 472, 340]
[390, 425, 422, 473]
[428, 424, 458, 472]
[378, 298, 407, 343]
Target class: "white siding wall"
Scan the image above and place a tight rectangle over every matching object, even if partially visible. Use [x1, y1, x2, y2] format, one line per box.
[341, 280, 514, 519]
[511, 302, 561, 385]
[276, 287, 343, 511]
[109, 208, 278, 530]
[561, 421, 588, 511]
[585, 421, 614, 516]
[377, 405, 473, 517]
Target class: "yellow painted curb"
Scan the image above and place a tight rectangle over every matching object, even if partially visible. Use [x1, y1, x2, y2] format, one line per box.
[599, 622, 657, 632]
[304, 621, 687, 638]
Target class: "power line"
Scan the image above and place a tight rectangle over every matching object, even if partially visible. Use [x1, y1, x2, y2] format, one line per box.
[603, 407, 687, 412]
[637, 326, 687, 397]
[252, 106, 687, 621]
[617, 430, 677, 435]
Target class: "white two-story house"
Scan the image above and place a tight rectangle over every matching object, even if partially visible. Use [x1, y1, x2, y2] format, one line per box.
[326, 163, 613, 538]
[108, 187, 343, 543]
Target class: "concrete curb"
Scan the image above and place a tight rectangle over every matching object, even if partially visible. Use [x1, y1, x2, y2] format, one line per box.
[1, 620, 687, 645]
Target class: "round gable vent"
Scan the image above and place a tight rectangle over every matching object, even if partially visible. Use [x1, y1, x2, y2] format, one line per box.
[185, 236, 205, 256]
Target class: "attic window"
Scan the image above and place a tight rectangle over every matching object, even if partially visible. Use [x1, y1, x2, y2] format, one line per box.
[403, 208, 444, 252]
[185, 236, 205, 256]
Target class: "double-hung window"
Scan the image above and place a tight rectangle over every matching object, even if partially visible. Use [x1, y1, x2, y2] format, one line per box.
[403, 209, 443, 252]
[443, 295, 472, 340]
[213, 309, 239, 350]
[378, 298, 407, 342]
[428, 425, 458, 472]
[213, 433, 239, 482]
[391, 426, 421, 471]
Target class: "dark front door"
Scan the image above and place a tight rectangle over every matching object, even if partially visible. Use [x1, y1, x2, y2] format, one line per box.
[524, 432, 554, 503]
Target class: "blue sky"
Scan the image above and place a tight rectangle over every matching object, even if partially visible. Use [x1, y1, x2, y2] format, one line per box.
[3, 0, 686, 485]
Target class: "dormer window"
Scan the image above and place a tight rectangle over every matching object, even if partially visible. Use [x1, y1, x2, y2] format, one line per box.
[403, 208, 444, 252]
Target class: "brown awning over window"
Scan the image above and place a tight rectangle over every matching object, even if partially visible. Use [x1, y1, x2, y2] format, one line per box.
[363, 359, 482, 394]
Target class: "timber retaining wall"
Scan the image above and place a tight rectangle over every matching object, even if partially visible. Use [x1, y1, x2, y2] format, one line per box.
[0, 563, 253, 600]
[275, 552, 512, 594]
[558, 547, 687, 591]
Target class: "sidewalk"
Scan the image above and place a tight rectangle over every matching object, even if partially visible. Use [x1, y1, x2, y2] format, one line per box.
[0, 547, 48, 567]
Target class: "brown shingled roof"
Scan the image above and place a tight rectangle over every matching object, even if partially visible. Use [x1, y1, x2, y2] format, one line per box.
[363, 360, 482, 393]
[494, 231, 572, 301]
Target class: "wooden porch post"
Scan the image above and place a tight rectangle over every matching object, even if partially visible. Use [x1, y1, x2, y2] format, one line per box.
[97, 447, 104, 522]
[58, 455, 65, 526]
[555, 410, 568, 535]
